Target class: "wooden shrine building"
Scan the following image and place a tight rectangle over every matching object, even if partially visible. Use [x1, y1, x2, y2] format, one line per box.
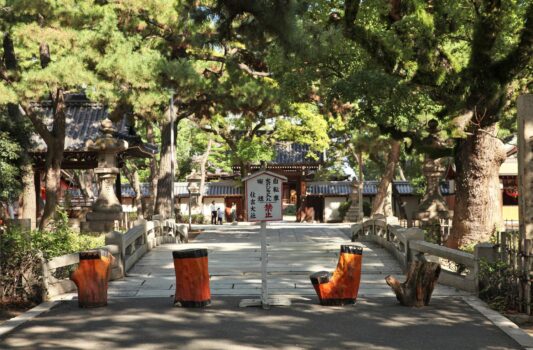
[29, 93, 157, 218]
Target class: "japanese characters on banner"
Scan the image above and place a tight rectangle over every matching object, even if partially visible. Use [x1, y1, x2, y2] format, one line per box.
[244, 171, 287, 222]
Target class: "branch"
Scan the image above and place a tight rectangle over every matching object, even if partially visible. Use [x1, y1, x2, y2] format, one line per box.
[467, 0, 505, 73]
[237, 62, 271, 77]
[492, 2, 533, 83]
[342, 1, 398, 73]
[24, 106, 52, 143]
[250, 119, 266, 137]
[344, 0, 361, 31]
[2, 33, 17, 70]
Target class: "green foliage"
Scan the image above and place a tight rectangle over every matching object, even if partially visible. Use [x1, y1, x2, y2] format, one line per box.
[283, 205, 296, 215]
[0, 131, 22, 201]
[478, 259, 520, 312]
[362, 201, 372, 217]
[31, 210, 104, 259]
[337, 201, 352, 221]
[0, 223, 42, 303]
[177, 214, 206, 225]
[275, 103, 330, 157]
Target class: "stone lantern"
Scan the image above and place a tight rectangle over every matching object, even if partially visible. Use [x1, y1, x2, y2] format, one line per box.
[81, 119, 128, 232]
[416, 156, 450, 221]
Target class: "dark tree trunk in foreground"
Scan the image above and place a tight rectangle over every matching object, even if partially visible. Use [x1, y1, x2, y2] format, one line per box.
[385, 261, 441, 307]
[155, 110, 179, 219]
[29, 88, 67, 231]
[197, 138, 212, 207]
[39, 120, 65, 230]
[371, 139, 401, 216]
[145, 122, 157, 218]
[155, 118, 173, 218]
[124, 163, 143, 219]
[447, 125, 506, 249]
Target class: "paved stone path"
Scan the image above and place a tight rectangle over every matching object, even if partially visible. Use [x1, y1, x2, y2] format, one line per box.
[1, 297, 522, 349]
[3, 222, 528, 349]
[103, 222, 468, 299]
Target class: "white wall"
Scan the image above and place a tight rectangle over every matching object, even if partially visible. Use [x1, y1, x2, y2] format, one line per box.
[324, 197, 345, 222]
[202, 197, 225, 219]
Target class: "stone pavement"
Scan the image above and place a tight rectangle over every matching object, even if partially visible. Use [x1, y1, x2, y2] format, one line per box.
[0, 297, 522, 349]
[102, 222, 468, 299]
[1, 222, 527, 349]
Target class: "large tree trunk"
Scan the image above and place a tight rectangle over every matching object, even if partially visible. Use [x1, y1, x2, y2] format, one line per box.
[38, 90, 66, 231]
[19, 161, 36, 229]
[447, 125, 506, 248]
[39, 144, 64, 230]
[145, 122, 157, 218]
[197, 138, 213, 207]
[239, 160, 250, 220]
[357, 151, 364, 219]
[155, 112, 176, 219]
[371, 139, 401, 216]
[123, 162, 143, 219]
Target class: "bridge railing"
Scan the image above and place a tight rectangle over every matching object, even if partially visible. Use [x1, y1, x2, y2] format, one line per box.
[352, 217, 485, 293]
[41, 218, 188, 300]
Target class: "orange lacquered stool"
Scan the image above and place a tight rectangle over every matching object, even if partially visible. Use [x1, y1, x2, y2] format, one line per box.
[173, 249, 210, 307]
[70, 250, 114, 308]
[310, 245, 363, 306]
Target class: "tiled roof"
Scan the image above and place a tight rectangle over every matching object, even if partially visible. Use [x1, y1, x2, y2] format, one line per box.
[363, 181, 415, 195]
[307, 181, 415, 196]
[30, 95, 157, 155]
[67, 180, 415, 199]
[272, 143, 324, 164]
[307, 182, 352, 196]
[174, 181, 242, 197]
[121, 183, 152, 197]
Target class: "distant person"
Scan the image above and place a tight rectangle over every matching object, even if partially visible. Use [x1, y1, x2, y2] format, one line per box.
[217, 207, 223, 225]
[210, 201, 217, 224]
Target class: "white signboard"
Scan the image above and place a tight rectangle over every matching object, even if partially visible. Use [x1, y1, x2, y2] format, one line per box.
[244, 171, 286, 222]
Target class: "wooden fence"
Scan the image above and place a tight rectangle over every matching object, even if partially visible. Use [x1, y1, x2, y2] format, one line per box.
[41, 218, 188, 300]
[496, 229, 532, 314]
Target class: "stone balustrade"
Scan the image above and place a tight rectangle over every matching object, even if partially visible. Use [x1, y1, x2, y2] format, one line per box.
[41, 219, 188, 300]
[352, 217, 494, 294]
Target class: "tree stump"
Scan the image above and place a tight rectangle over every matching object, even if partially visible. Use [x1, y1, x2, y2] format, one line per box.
[385, 261, 441, 307]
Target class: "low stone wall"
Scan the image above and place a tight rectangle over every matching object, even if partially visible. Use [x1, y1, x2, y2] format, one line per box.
[352, 217, 494, 294]
[41, 219, 188, 300]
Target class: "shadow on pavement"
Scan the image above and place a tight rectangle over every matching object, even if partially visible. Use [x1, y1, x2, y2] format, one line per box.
[0, 297, 521, 350]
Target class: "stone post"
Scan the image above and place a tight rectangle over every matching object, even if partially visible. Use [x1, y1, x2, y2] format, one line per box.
[345, 179, 362, 222]
[416, 157, 450, 220]
[81, 119, 128, 232]
[518, 94, 533, 313]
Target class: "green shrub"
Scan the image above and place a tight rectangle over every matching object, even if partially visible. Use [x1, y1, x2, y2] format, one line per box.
[363, 201, 371, 217]
[0, 224, 42, 303]
[478, 259, 520, 312]
[192, 214, 206, 224]
[31, 210, 104, 259]
[178, 214, 207, 224]
[337, 201, 352, 221]
[283, 205, 296, 215]
[0, 210, 104, 304]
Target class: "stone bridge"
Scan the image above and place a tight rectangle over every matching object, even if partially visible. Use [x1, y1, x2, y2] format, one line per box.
[98, 222, 467, 299]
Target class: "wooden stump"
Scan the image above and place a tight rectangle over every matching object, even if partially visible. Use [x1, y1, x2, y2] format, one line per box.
[173, 249, 210, 307]
[70, 250, 114, 308]
[385, 261, 441, 307]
